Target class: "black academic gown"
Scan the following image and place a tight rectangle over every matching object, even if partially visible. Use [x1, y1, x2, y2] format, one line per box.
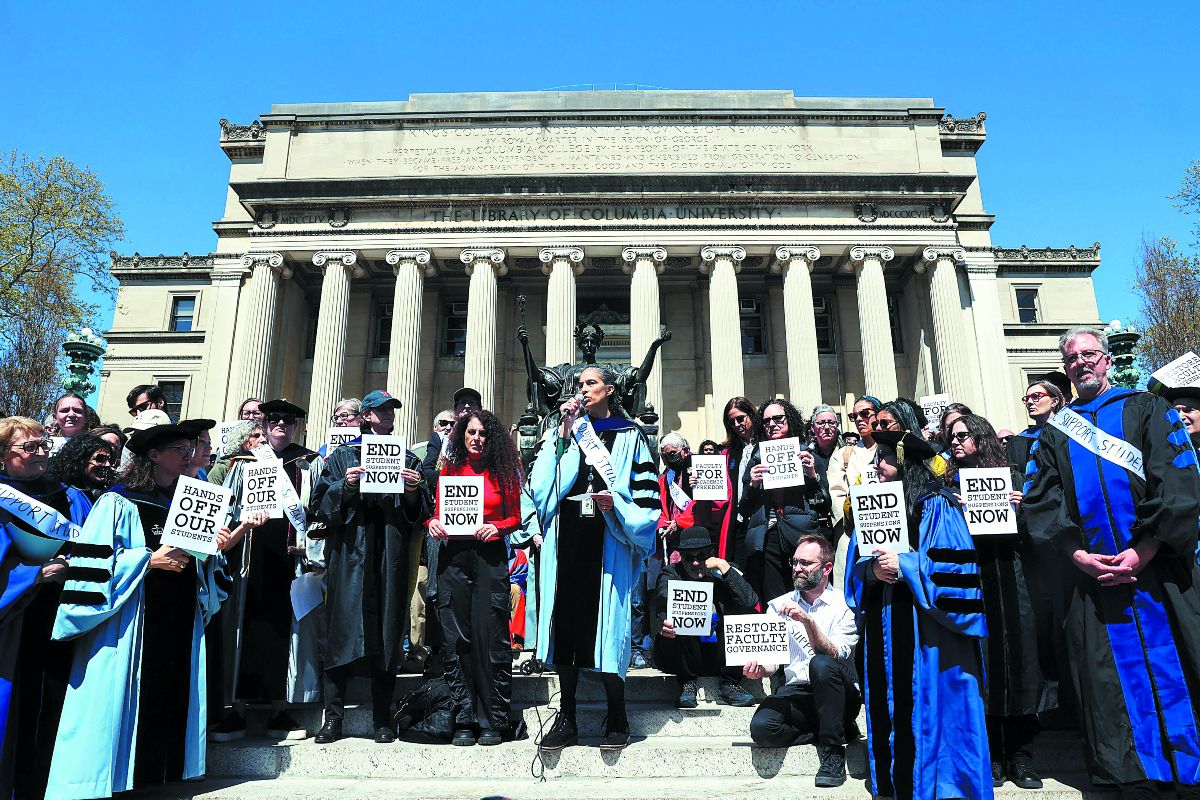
[312, 442, 430, 672]
[1024, 387, 1200, 786]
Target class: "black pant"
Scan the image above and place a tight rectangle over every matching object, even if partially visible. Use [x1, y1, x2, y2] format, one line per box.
[1120, 781, 1200, 799]
[986, 713, 1040, 761]
[436, 540, 512, 732]
[323, 661, 396, 729]
[653, 630, 742, 684]
[750, 654, 860, 749]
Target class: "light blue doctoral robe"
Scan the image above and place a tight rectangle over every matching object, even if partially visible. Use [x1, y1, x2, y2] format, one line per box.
[513, 421, 659, 677]
[45, 492, 226, 800]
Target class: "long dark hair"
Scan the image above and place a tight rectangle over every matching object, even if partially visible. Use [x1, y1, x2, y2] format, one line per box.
[116, 436, 190, 494]
[721, 396, 758, 449]
[875, 440, 944, 515]
[939, 402, 974, 439]
[752, 398, 805, 442]
[946, 413, 1008, 476]
[46, 434, 115, 490]
[879, 399, 924, 435]
[892, 397, 928, 431]
[446, 409, 523, 497]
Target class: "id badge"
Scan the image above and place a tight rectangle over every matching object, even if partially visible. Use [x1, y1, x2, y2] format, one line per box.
[580, 495, 596, 517]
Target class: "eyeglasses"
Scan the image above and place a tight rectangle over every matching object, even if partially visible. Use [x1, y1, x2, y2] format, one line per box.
[683, 550, 715, 563]
[162, 445, 196, 457]
[241, 411, 264, 421]
[790, 558, 823, 569]
[873, 419, 901, 431]
[849, 410, 876, 421]
[1022, 392, 1050, 404]
[813, 420, 839, 428]
[331, 411, 359, 423]
[1063, 349, 1107, 368]
[435, 419, 455, 428]
[949, 432, 974, 444]
[9, 440, 52, 454]
[762, 414, 787, 427]
[267, 414, 297, 425]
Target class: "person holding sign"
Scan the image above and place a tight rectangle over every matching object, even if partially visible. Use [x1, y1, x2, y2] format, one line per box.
[946, 413, 1044, 788]
[521, 366, 659, 753]
[1023, 328, 1200, 799]
[425, 409, 522, 746]
[710, 397, 758, 564]
[740, 399, 830, 606]
[827, 396, 881, 589]
[311, 390, 430, 745]
[47, 423, 248, 797]
[845, 429, 991, 800]
[652, 526, 757, 708]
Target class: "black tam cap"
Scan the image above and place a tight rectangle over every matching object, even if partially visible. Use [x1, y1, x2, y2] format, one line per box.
[873, 429, 937, 464]
[676, 526, 714, 551]
[126, 424, 193, 457]
[1032, 371, 1072, 399]
[178, 418, 216, 436]
[258, 398, 307, 418]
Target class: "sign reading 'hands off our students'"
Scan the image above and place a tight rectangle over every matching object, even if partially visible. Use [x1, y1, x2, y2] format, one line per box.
[161, 476, 232, 558]
[759, 438, 805, 489]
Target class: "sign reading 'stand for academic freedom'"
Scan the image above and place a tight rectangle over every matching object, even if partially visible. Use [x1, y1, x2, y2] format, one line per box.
[690, 455, 728, 501]
[161, 476, 232, 558]
[723, 614, 791, 666]
[759, 438, 805, 490]
[850, 482, 909, 553]
[959, 467, 1018, 536]
[360, 434, 409, 494]
[438, 476, 485, 537]
[667, 580, 714, 637]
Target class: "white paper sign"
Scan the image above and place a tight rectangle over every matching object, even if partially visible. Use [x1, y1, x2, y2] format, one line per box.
[360, 434, 409, 494]
[723, 614, 791, 666]
[326, 426, 360, 452]
[920, 393, 952, 427]
[215, 421, 241, 455]
[960, 467, 1018, 535]
[667, 580, 714, 637]
[251, 443, 277, 461]
[241, 460, 285, 520]
[861, 465, 880, 485]
[439, 475, 485, 537]
[850, 481, 909, 553]
[1152, 351, 1200, 389]
[759, 438, 804, 489]
[160, 475, 232, 557]
[691, 455, 728, 501]
[48, 437, 67, 457]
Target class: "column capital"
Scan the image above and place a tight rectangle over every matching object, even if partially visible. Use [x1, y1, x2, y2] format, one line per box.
[241, 251, 292, 279]
[312, 250, 364, 278]
[621, 246, 668, 274]
[846, 245, 895, 271]
[386, 248, 435, 277]
[917, 246, 966, 273]
[699, 245, 746, 275]
[538, 246, 585, 276]
[772, 245, 821, 274]
[460, 247, 508, 276]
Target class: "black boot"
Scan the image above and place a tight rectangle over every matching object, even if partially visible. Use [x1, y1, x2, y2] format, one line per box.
[600, 712, 630, 751]
[314, 718, 342, 745]
[538, 713, 578, 752]
[1009, 750, 1043, 789]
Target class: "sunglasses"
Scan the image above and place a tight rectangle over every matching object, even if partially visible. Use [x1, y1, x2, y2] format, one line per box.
[762, 414, 787, 426]
[683, 549, 715, 562]
[10, 440, 52, 454]
[949, 432, 974, 444]
[435, 419, 455, 428]
[267, 414, 297, 425]
[131, 400, 155, 414]
[90, 453, 114, 465]
[849, 410, 876, 421]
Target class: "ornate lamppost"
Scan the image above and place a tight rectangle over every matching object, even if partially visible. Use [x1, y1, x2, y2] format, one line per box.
[62, 327, 107, 397]
[1104, 319, 1142, 389]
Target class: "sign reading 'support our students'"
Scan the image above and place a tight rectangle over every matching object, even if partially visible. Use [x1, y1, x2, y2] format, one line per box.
[959, 467, 1018, 535]
[759, 438, 804, 490]
[690, 456, 728, 501]
[160, 476, 232, 557]
[439, 476, 484, 537]
[723, 614, 791, 666]
[850, 481, 909, 553]
[667, 580, 714, 637]
[360, 434, 409, 494]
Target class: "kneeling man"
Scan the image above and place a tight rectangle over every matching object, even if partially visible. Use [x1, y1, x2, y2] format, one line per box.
[653, 526, 758, 707]
[746, 534, 860, 788]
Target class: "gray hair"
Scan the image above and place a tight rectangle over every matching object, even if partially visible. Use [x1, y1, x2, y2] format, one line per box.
[660, 432, 690, 451]
[223, 421, 263, 459]
[333, 398, 362, 416]
[1058, 326, 1109, 355]
[811, 403, 838, 420]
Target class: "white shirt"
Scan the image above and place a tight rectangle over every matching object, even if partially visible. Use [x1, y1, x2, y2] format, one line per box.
[828, 441, 878, 527]
[767, 585, 859, 686]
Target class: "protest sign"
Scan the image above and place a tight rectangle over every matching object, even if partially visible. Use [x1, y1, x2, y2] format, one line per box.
[850, 481, 909, 553]
[759, 437, 804, 489]
[861, 465, 880, 485]
[160, 475, 232, 557]
[690, 455, 728, 501]
[439, 475, 485, 537]
[241, 460, 285, 519]
[360, 434, 409, 494]
[919, 393, 951, 427]
[215, 421, 241, 456]
[723, 614, 791, 666]
[48, 437, 67, 458]
[1149, 351, 1200, 395]
[326, 426, 360, 452]
[959, 467, 1017, 535]
[667, 580, 714, 637]
[251, 443, 276, 461]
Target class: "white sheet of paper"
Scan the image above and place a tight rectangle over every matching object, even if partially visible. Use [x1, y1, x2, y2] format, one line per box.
[326, 426, 360, 452]
[759, 438, 804, 490]
[48, 437, 67, 458]
[290, 572, 324, 620]
[667, 580, 714, 637]
[439, 475, 485, 537]
[960, 467, 1018, 535]
[723, 614, 791, 666]
[241, 460, 285, 520]
[850, 481, 909, 553]
[360, 434, 408, 494]
[690, 455, 728, 501]
[919, 393, 951, 427]
[160, 475, 232, 557]
[251, 443, 277, 461]
[1152, 351, 1200, 389]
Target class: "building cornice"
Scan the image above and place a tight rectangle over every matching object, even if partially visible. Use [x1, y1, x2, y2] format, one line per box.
[994, 242, 1101, 275]
[938, 112, 987, 154]
[219, 119, 267, 161]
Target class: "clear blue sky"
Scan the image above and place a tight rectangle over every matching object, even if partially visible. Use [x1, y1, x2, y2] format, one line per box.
[3, 0, 1195, 336]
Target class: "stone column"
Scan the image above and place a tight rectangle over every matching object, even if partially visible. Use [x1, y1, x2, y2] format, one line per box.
[230, 252, 290, 410]
[307, 251, 363, 431]
[965, 260, 1019, 422]
[622, 246, 668, 416]
[385, 249, 433, 443]
[848, 246, 898, 400]
[700, 246, 747, 408]
[539, 246, 585, 366]
[460, 247, 507, 411]
[919, 247, 976, 407]
[773, 246, 823, 412]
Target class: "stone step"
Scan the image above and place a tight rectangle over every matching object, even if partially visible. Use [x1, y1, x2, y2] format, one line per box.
[132, 774, 1118, 800]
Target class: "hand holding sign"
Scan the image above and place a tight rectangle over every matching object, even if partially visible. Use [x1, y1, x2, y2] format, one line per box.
[160, 476, 233, 558]
[666, 580, 714, 637]
[959, 467, 1018, 535]
[361, 435, 410, 494]
[724, 614, 791, 666]
[758, 438, 805, 489]
[850, 482, 909, 553]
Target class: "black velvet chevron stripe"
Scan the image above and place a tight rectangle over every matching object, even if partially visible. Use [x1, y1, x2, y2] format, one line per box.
[64, 566, 111, 584]
[64, 542, 115, 559]
[630, 479, 660, 492]
[935, 596, 985, 614]
[926, 547, 977, 565]
[60, 590, 107, 606]
[632, 459, 656, 473]
[930, 571, 982, 589]
[634, 497, 660, 510]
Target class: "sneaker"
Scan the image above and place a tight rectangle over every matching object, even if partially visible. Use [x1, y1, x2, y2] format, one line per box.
[717, 680, 755, 707]
[208, 711, 246, 742]
[629, 650, 650, 670]
[991, 758, 1005, 787]
[314, 718, 342, 745]
[1008, 751, 1043, 789]
[538, 713, 578, 752]
[600, 714, 630, 751]
[815, 744, 847, 787]
[676, 680, 699, 709]
[266, 712, 306, 740]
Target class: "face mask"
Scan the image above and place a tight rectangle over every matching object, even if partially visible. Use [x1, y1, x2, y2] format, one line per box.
[664, 451, 685, 467]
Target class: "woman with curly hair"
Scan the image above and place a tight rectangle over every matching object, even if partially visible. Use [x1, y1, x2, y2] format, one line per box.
[426, 409, 523, 746]
[45, 433, 117, 500]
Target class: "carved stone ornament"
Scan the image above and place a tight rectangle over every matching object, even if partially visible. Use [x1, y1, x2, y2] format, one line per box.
[385, 249, 435, 278]
[773, 245, 821, 274]
[620, 246, 668, 275]
[242, 251, 292, 279]
[460, 247, 508, 277]
[328, 209, 349, 228]
[538, 246, 585, 276]
[929, 204, 950, 223]
[579, 303, 630, 325]
[111, 251, 213, 270]
[698, 245, 746, 275]
[993, 242, 1102, 261]
[219, 118, 265, 141]
[939, 112, 987, 134]
[856, 203, 878, 223]
[312, 251, 364, 278]
[847, 246, 896, 270]
[256, 211, 276, 230]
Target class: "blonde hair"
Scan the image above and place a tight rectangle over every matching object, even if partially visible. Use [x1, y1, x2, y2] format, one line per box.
[0, 417, 45, 452]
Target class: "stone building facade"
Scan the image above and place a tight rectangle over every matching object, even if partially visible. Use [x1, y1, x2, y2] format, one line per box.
[98, 91, 1103, 446]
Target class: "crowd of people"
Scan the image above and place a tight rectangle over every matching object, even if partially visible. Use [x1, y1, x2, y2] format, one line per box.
[1, 327, 1199, 799]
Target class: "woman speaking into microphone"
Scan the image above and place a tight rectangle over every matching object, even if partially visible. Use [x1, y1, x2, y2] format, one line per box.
[425, 409, 522, 746]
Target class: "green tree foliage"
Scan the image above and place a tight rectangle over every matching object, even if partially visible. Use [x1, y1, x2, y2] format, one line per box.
[1134, 236, 1200, 373]
[1172, 159, 1200, 244]
[0, 150, 123, 416]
